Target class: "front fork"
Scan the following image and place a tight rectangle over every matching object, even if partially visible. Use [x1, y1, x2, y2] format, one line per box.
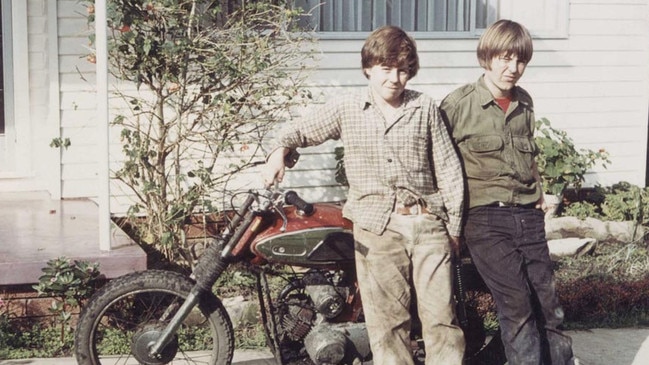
[148, 239, 231, 359]
[148, 288, 203, 357]
[148, 194, 262, 359]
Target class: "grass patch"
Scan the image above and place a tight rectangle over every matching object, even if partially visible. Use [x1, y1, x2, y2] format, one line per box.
[0, 320, 74, 359]
[235, 322, 268, 349]
[554, 242, 649, 282]
[554, 242, 649, 329]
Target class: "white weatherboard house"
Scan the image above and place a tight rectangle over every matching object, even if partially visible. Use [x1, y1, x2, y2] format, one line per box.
[0, 0, 648, 285]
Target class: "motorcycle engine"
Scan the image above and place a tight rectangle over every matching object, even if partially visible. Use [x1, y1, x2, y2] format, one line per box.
[304, 322, 370, 365]
[278, 270, 351, 342]
[302, 271, 347, 319]
[276, 270, 371, 365]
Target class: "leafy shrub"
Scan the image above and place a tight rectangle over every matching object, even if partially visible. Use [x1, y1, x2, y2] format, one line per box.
[562, 200, 601, 220]
[561, 182, 649, 242]
[235, 322, 268, 349]
[32, 257, 102, 342]
[213, 263, 258, 298]
[81, 0, 318, 266]
[32, 258, 101, 305]
[599, 182, 649, 226]
[94, 327, 132, 355]
[464, 290, 499, 333]
[535, 118, 610, 196]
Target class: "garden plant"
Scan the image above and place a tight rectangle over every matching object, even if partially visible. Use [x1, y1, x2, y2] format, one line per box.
[0, 258, 102, 359]
[32, 257, 102, 342]
[534, 118, 610, 196]
[82, 0, 318, 268]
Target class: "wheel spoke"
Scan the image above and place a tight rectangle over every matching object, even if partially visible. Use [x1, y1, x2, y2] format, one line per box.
[75, 270, 234, 365]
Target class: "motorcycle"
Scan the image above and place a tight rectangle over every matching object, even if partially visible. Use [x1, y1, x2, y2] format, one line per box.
[75, 167, 506, 365]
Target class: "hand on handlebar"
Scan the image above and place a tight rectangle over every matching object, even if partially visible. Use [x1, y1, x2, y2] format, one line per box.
[261, 148, 289, 187]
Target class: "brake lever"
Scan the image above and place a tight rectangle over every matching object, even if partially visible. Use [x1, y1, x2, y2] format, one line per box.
[259, 186, 289, 232]
[270, 188, 289, 232]
[275, 205, 289, 233]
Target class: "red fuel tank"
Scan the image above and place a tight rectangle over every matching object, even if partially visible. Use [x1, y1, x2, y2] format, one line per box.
[251, 203, 355, 267]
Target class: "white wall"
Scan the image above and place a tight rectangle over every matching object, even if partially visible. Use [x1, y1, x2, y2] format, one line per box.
[57, 0, 100, 198]
[528, 0, 649, 188]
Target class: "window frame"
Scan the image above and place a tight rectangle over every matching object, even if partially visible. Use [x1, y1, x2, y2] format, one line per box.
[298, 0, 569, 40]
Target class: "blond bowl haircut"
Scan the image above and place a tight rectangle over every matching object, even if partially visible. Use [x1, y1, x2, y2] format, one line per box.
[361, 25, 420, 80]
[477, 19, 533, 70]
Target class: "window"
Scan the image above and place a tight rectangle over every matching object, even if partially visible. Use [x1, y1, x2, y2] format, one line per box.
[294, 0, 568, 39]
[295, 0, 498, 36]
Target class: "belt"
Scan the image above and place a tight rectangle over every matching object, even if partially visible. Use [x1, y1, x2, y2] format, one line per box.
[394, 203, 430, 215]
[484, 201, 537, 209]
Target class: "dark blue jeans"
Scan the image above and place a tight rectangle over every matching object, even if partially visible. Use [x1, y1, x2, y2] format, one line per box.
[464, 205, 574, 365]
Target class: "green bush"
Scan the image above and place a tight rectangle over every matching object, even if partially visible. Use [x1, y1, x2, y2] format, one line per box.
[599, 182, 649, 226]
[32, 258, 101, 309]
[535, 118, 610, 196]
[235, 322, 268, 349]
[562, 200, 601, 220]
[94, 327, 132, 355]
[0, 311, 10, 358]
[561, 182, 649, 243]
[32, 257, 102, 344]
[81, 0, 318, 266]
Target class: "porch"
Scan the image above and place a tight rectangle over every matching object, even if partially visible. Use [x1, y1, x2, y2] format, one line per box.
[0, 191, 147, 286]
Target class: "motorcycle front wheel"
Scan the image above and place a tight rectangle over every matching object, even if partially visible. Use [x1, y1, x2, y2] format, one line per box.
[75, 270, 234, 365]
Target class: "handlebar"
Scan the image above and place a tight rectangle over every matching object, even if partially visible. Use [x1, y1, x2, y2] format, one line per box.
[284, 190, 314, 216]
[219, 187, 314, 258]
[230, 187, 314, 218]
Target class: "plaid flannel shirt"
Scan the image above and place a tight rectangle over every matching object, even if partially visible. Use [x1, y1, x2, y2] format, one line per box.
[271, 88, 465, 236]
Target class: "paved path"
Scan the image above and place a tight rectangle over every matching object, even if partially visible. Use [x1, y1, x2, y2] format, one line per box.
[1, 328, 648, 365]
[570, 327, 649, 365]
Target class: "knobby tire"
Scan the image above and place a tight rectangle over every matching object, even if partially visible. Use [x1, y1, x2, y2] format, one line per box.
[75, 270, 234, 365]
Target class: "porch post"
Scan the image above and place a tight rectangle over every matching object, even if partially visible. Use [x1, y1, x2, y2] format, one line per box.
[96, 0, 111, 251]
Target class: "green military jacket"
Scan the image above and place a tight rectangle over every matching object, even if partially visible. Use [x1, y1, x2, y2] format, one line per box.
[440, 76, 542, 209]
